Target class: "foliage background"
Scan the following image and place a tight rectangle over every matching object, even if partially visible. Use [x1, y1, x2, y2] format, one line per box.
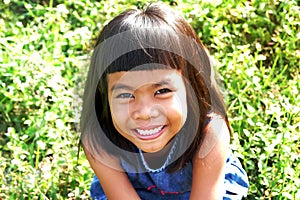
[0, 0, 299, 199]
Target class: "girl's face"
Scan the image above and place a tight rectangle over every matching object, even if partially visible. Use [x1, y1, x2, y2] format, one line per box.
[107, 69, 187, 153]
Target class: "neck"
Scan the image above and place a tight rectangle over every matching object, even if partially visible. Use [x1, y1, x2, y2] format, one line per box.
[141, 138, 176, 170]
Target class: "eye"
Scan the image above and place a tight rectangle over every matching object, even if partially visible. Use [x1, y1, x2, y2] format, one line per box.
[116, 93, 134, 99]
[155, 88, 172, 95]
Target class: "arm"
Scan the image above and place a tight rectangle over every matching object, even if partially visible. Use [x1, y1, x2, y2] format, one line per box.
[83, 146, 141, 200]
[190, 117, 230, 200]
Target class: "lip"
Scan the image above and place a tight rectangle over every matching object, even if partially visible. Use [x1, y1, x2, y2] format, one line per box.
[133, 125, 166, 140]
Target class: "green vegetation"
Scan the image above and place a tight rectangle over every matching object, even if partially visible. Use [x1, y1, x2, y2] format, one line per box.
[0, 0, 299, 199]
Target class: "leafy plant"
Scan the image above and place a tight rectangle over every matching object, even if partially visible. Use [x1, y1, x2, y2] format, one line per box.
[0, 0, 299, 199]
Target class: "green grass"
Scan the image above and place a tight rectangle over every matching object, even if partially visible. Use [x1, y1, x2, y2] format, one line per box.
[0, 0, 299, 199]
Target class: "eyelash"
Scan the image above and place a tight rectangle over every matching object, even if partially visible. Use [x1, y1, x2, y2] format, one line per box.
[115, 88, 173, 99]
[116, 93, 134, 99]
[155, 88, 172, 95]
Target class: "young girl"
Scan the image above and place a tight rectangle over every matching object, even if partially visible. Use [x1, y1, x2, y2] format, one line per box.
[80, 3, 249, 200]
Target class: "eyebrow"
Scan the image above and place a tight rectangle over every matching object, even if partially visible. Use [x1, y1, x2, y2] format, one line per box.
[110, 84, 134, 92]
[110, 79, 173, 92]
[152, 79, 172, 88]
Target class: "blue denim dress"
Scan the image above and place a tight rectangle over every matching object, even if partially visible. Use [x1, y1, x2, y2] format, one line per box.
[90, 149, 249, 200]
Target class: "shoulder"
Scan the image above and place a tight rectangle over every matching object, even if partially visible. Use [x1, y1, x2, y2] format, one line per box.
[189, 113, 230, 198]
[197, 112, 230, 160]
[82, 144, 124, 172]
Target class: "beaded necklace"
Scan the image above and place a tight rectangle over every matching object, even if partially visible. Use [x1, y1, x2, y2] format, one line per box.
[138, 136, 178, 173]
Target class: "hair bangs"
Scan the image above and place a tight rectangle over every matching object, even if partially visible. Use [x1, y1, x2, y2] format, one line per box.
[96, 9, 189, 75]
[104, 48, 187, 75]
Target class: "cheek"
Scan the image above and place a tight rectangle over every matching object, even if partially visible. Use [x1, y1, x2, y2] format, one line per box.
[109, 102, 131, 127]
[166, 95, 188, 124]
[110, 102, 122, 123]
[174, 91, 188, 118]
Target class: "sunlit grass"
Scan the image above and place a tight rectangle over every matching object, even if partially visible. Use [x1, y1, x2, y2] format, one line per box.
[0, 0, 299, 199]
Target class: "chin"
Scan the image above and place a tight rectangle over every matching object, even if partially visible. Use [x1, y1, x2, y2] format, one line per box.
[138, 145, 162, 153]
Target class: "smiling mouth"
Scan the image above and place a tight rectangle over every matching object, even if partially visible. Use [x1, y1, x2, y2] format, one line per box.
[135, 125, 164, 136]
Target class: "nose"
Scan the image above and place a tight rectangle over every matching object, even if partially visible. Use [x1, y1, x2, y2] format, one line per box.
[131, 96, 159, 120]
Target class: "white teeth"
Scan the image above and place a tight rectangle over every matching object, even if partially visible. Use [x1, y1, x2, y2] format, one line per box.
[136, 126, 164, 136]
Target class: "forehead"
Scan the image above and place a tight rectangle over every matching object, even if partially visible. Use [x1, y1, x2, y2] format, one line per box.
[107, 69, 183, 90]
